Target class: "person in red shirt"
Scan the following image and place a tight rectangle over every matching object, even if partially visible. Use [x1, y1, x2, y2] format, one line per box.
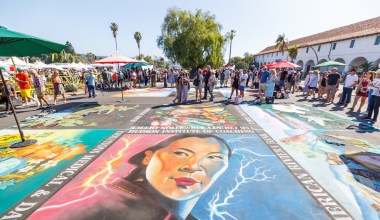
[15, 69, 39, 107]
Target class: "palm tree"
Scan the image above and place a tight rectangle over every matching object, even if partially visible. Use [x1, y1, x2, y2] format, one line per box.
[227, 30, 236, 65]
[360, 61, 374, 72]
[275, 33, 289, 52]
[134, 32, 142, 59]
[110, 22, 119, 51]
[287, 45, 299, 63]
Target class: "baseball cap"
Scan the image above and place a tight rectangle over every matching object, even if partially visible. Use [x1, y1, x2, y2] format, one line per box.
[331, 67, 338, 71]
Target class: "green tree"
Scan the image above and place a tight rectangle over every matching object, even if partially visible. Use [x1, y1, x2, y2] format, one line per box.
[64, 41, 76, 54]
[134, 32, 142, 58]
[144, 55, 154, 64]
[154, 56, 165, 68]
[110, 22, 119, 51]
[226, 30, 236, 65]
[287, 46, 299, 63]
[360, 61, 374, 72]
[86, 52, 97, 63]
[275, 33, 289, 52]
[157, 7, 224, 69]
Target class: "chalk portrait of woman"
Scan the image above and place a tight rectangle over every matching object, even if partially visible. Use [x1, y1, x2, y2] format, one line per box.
[35, 134, 231, 220]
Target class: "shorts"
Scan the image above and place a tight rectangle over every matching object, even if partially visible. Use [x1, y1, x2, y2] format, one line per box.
[238, 85, 245, 91]
[308, 87, 317, 90]
[35, 87, 45, 98]
[326, 85, 337, 93]
[259, 83, 267, 91]
[20, 89, 31, 98]
[278, 80, 285, 87]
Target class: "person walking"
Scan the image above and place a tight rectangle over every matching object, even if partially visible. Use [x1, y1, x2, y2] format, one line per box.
[86, 71, 97, 98]
[318, 71, 328, 99]
[339, 68, 358, 107]
[31, 69, 50, 109]
[15, 69, 39, 107]
[326, 67, 341, 103]
[306, 70, 319, 99]
[362, 70, 380, 123]
[51, 70, 67, 105]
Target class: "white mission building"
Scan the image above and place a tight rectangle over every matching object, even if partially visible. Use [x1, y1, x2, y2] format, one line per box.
[254, 16, 380, 72]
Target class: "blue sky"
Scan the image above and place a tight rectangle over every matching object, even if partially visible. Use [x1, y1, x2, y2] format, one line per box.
[1, 0, 379, 63]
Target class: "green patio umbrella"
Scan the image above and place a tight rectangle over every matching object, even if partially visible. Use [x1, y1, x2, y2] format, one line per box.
[314, 60, 347, 67]
[0, 26, 66, 148]
[123, 61, 150, 69]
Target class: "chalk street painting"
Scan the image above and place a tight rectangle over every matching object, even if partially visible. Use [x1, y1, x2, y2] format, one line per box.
[111, 87, 175, 97]
[0, 129, 115, 214]
[26, 133, 330, 220]
[18, 104, 140, 129]
[241, 104, 380, 220]
[258, 104, 357, 130]
[147, 104, 238, 128]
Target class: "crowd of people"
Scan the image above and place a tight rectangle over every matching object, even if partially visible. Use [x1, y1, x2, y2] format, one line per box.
[1, 64, 380, 123]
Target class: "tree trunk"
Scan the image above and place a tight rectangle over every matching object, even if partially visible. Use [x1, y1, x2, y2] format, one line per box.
[228, 40, 233, 65]
[114, 37, 118, 51]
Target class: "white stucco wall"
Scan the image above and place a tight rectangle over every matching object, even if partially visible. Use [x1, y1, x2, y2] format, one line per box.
[255, 34, 380, 72]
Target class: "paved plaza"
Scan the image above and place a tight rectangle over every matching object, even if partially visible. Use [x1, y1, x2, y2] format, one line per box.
[0, 85, 379, 220]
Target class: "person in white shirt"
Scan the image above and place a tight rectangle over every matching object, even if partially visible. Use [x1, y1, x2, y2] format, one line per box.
[339, 68, 358, 107]
[239, 70, 248, 99]
[363, 70, 380, 123]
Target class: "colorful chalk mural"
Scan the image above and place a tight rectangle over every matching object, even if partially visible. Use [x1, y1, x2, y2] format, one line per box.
[27, 134, 330, 220]
[240, 104, 380, 219]
[258, 104, 358, 130]
[218, 87, 257, 98]
[111, 87, 175, 97]
[0, 129, 115, 214]
[19, 104, 140, 128]
[148, 103, 238, 128]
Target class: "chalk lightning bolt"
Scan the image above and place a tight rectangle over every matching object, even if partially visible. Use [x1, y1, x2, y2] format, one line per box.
[207, 135, 276, 220]
[80, 136, 141, 193]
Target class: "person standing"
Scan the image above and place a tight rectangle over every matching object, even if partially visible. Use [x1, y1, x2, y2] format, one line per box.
[112, 72, 119, 89]
[101, 68, 111, 90]
[223, 68, 230, 87]
[363, 70, 380, 123]
[208, 70, 217, 102]
[194, 69, 203, 102]
[0, 76, 16, 115]
[173, 76, 183, 104]
[326, 67, 341, 103]
[339, 68, 358, 107]
[278, 68, 288, 93]
[181, 71, 190, 104]
[266, 69, 278, 98]
[86, 71, 97, 98]
[202, 65, 211, 99]
[51, 70, 67, 105]
[151, 69, 157, 87]
[15, 69, 39, 107]
[350, 72, 371, 112]
[306, 70, 319, 99]
[220, 69, 225, 88]
[239, 70, 248, 100]
[366, 71, 375, 113]
[118, 71, 124, 88]
[31, 69, 50, 109]
[317, 71, 328, 99]
[228, 71, 240, 100]
[258, 67, 270, 99]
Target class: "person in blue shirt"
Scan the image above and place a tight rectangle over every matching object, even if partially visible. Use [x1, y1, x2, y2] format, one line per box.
[86, 71, 97, 98]
[259, 66, 270, 98]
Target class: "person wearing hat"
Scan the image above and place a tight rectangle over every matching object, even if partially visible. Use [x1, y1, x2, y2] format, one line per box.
[338, 68, 358, 107]
[326, 67, 342, 103]
[258, 66, 270, 99]
[363, 69, 380, 123]
[30, 69, 50, 109]
[0, 76, 16, 115]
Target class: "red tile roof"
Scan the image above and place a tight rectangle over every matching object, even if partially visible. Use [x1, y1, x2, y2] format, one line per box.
[256, 16, 380, 55]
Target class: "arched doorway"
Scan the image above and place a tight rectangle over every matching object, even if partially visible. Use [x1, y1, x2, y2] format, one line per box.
[296, 60, 304, 70]
[305, 59, 315, 73]
[334, 58, 346, 72]
[349, 57, 368, 71]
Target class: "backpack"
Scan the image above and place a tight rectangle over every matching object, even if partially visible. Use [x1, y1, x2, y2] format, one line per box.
[193, 78, 200, 86]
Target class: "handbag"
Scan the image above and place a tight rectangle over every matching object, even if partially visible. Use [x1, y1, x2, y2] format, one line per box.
[355, 83, 362, 94]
